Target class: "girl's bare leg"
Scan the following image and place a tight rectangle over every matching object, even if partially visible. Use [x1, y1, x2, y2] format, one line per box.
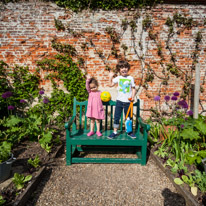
[87, 118, 95, 136]
[96, 119, 100, 132]
[90, 118, 95, 132]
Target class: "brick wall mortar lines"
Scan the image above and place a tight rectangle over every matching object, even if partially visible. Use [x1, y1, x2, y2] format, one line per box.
[0, 2, 206, 118]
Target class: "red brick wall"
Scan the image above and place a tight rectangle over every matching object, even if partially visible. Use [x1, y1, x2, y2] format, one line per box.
[0, 2, 206, 118]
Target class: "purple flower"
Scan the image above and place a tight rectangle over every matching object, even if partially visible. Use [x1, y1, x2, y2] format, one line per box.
[8, 105, 15, 110]
[20, 99, 26, 103]
[39, 90, 44, 95]
[184, 118, 188, 121]
[178, 100, 183, 106]
[171, 96, 177, 101]
[173, 92, 179, 96]
[187, 110, 193, 116]
[2, 91, 13, 99]
[164, 95, 170, 101]
[154, 96, 160, 101]
[181, 124, 184, 128]
[183, 101, 188, 108]
[43, 98, 49, 104]
[178, 100, 188, 109]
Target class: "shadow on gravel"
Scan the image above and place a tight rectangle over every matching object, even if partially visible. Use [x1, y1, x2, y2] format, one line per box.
[146, 142, 151, 163]
[26, 167, 53, 205]
[162, 188, 186, 206]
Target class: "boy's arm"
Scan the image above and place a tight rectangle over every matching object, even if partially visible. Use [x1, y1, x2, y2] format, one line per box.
[131, 87, 136, 101]
[108, 71, 116, 87]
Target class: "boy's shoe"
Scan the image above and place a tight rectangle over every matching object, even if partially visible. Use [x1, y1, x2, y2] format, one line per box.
[107, 133, 118, 139]
[87, 131, 95, 136]
[127, 132, 136, 139]
[96, 131, 102, 137]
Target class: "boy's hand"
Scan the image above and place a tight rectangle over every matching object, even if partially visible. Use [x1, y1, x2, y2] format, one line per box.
[128, 97, 134, 102]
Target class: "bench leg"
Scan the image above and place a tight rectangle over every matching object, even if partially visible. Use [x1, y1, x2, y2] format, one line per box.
[66, 143, 72, 166]
[141, 145, 147, 166]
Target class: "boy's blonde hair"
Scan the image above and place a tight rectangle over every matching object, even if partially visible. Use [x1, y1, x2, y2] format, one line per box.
[116, 60, 130, 72]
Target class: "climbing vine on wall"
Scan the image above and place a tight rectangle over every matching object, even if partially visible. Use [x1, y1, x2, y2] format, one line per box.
[52, 10, 206, 114]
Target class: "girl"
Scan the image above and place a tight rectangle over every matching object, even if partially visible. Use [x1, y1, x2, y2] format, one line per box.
[86, 75, 105, 137]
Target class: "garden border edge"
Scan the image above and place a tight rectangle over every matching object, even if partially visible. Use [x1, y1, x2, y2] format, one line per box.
[13, 166, 46, 206]
[149, 149, 199, 206]
[10, 144, 63, 206]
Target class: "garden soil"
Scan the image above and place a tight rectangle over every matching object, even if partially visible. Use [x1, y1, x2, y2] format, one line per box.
[0, 141, 60, 205]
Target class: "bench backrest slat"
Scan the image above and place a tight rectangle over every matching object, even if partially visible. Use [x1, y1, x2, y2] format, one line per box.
[79, 105, 82, 129]
[110, 105, 113, 130]
[84, 105, 87, 132]
[133, 100, 140, 131]
[105, 105, 108, 129]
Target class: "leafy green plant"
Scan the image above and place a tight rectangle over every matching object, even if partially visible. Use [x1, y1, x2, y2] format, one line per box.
[154, 141, 169, 159]
[39, 131, 53, 153]
[28, 155, 41, 168]
[148, 121, 162, 143]
[53, 135, 61, 145]
[175, 170, 206, 196]
[174, 174, 197, 196]
[164, 158, 175, 168]
[0, 115, 24, 143]
[0, 195, 6, 205]
[0, 110, 54, 152]
[12, 173, 32, 190]
[194, 170, 206, 193]
[185, 150, 206, 165]
[167, 153, 188, 175]
[180, 128, 200, 141]
[0, 141, 11, 163]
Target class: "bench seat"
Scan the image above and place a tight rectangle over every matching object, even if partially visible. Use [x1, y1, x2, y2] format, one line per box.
[70, 130, 145, 146]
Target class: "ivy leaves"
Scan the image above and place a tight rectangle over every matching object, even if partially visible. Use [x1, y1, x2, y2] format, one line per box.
[37, 52, 88, 125]
[55, 0, 160, 11]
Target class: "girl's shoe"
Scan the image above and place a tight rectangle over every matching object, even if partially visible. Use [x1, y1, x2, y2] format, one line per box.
[87, 131, 95, 136]
[96, 131, 102, 137]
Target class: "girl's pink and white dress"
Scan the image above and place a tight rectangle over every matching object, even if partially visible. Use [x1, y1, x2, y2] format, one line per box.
[86, 79, 105, 120]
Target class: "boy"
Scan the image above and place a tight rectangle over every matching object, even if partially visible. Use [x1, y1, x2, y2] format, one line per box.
[108, 60, 136, 139]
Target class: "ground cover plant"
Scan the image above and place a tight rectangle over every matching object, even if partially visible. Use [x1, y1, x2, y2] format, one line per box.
[148, 92, 206, 205]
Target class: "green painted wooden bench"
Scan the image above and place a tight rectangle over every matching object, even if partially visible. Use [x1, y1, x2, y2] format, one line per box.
[65, 97, 150, 165]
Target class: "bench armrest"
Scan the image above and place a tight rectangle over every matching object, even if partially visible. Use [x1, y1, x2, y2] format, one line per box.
[65, 116, 76, 129]
[138, 117, 150, 132]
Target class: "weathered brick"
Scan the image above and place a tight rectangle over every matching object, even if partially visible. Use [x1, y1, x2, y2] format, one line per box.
[0, 2, 206, 118]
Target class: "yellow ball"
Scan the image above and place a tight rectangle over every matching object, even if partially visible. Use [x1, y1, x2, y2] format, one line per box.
[101, 91, 111, 102]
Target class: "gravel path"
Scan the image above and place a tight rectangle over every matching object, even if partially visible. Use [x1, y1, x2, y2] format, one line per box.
[27, 148, 186, 206]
